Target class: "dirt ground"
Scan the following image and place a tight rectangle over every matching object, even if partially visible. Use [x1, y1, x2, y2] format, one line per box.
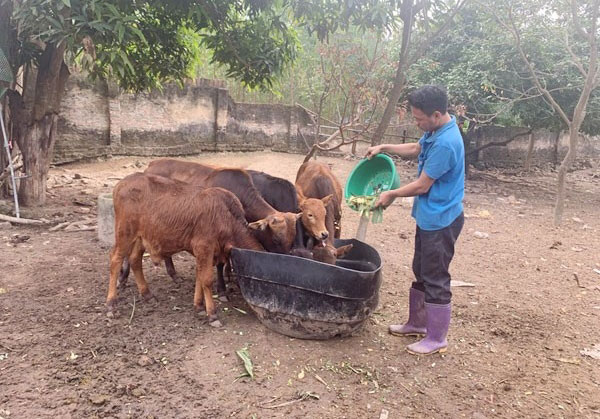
[1, 151, 599, 419]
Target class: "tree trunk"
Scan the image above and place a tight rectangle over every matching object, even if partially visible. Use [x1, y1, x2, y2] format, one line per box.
[553, 128, 577, 226]
[10, 42, 69, 206]
[0, 102, 7, 197]
[370, 0, 414, 146]
[17, 113, 59, 205]
[0, 0, 14, 198]
[523, 132, 535, 171]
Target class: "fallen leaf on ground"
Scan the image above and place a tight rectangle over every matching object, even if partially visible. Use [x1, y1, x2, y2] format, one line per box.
[236, 347, 254, 379]
[451, 280, 476, 287]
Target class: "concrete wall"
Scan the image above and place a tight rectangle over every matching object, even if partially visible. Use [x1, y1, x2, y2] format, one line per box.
[468, 126, 600, 168]
[53, 75, 599, 168]
[53, 75, 312, 164]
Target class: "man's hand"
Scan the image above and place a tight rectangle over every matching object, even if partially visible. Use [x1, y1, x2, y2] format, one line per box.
[374, 190, 396, 209]
[365, 145, 382, 160]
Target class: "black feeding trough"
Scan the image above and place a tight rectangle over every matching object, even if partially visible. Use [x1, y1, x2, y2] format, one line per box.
[229, 238, 383, 340]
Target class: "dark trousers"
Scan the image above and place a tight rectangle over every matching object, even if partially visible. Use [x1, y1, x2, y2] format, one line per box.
[411, 213, 464, 304]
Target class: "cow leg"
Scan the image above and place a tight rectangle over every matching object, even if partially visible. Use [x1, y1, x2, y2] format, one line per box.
[117, 259, 131, 289]
[107, 245, 127, 316]
[193, 247, 209, 313]
[216, 263, 228, 302]
[194, 248, 221, 327]
[129, 239, 155, 303]
[164, 256, 182, 284]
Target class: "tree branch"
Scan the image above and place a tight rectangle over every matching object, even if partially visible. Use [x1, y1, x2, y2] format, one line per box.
[502, 6, 572, 127]
[409, 0, 469, 66]
[32, 41, 67, 121]
[569, 0, 599, 129]
[564, 29, 587, 78]
[467, 128, 532, 157]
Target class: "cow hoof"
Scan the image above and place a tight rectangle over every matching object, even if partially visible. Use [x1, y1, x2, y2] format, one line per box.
[218, 294, 229, 303]
[209, 319, 222, 328]
[117, 278, 128, 290]
[194, 305, 207, 316]
[170, 275, 183, 284]
[142, 290, 158, 303]
[106, 300, 118, 318]
[106, 307, 119, 318]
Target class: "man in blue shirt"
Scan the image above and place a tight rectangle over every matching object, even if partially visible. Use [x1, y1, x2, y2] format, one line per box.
[366, 85, 465, 355]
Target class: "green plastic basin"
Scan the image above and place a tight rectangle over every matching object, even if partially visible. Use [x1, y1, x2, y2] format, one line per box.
[344, 154, 401, 210]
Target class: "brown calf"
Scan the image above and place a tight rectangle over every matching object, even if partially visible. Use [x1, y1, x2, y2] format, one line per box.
[296, 186, 332, 243]
[311, 242, 354, 265]
[295, 161, 350, 263]
[295, 161, 343, 240]
[107, 173, 264, 325]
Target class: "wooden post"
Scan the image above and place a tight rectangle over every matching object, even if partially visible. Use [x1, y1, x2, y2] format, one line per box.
[355, 214, 370, 242]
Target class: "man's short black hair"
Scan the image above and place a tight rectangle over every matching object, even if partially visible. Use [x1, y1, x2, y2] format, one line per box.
[407, 85, 448, 116]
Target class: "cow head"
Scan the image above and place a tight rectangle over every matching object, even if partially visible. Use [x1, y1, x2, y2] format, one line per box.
[296, 186, 331, 243]
[312, 243, 353, 265]
[248, 212, 302, 254]
[289, 246, 314, 259]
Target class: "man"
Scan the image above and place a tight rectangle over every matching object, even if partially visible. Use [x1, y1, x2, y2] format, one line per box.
[365, 85, 464, 355]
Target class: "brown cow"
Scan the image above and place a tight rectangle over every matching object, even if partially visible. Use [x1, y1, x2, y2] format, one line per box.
[296, 187, 332, 243]
[311, 242, 354, 265]
[296, 161, 343, 239]
[145, 159, 300, 255]
[296, 161, 351, 264]
[107, 173, 265, 326]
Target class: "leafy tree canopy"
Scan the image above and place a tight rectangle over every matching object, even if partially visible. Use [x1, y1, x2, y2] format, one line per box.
[405, 1, 600, 134]
[8, 0, 403, 91]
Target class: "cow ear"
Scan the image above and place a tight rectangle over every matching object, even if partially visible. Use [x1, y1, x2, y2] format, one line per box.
[248, 219, 268, 231]
[321, 194, 333, 206]
[296, 185, 306, 205]
[268, 216, 284, 226]
[295, 212, 303, 220]
[335, 244, 353, 258]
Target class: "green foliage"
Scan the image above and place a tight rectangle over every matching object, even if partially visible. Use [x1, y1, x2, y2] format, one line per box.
[293, 0, 398, 40]
[9, 0, 403, 92]
[10, 0, 596, 134]
[406, 1, 600, 134]
[202, 10, 298, 88]
[10, 0, 302, 91]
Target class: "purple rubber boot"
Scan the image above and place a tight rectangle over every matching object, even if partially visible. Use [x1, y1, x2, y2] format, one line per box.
[388, 288, 427, 337]
[406, 302, 451, 355]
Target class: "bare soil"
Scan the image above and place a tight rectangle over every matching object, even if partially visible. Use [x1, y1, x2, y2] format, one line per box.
[1, 151, 599, 419]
